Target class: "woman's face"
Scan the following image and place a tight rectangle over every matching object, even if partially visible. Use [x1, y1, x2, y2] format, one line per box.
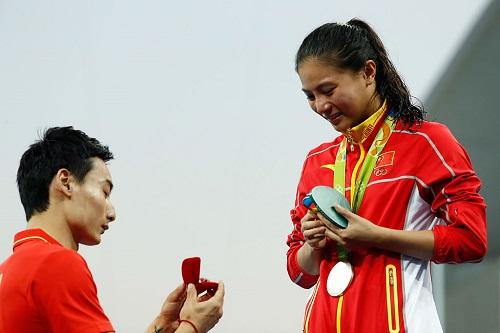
[297, 59, 380, 132]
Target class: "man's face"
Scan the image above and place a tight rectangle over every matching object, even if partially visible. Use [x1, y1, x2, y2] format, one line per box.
[65, 158, 116, 246]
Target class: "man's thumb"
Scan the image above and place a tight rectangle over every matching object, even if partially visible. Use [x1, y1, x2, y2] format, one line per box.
[186, 284, 197, 301]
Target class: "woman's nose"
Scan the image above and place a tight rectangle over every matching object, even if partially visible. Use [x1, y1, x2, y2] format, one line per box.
[315, 96, 332, 115]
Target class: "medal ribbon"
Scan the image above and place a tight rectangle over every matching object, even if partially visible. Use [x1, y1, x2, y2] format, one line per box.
[333, 111, 395, 261]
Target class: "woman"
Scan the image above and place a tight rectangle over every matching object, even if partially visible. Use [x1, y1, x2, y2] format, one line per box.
[286, 19, 487, 333]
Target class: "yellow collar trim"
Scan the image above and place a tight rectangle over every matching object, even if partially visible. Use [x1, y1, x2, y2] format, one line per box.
[13, 236, 49, 247]
[345, 100, 388, 144]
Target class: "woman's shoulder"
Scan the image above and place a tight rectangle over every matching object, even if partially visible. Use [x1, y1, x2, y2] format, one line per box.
[306, 135, 343, 159]
[396, 119, 454, 138]
[394, 120, 462, 154]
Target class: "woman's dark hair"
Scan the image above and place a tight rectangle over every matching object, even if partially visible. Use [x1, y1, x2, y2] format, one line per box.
[295, 18, 424, 128]
[17, 126, 114, 221]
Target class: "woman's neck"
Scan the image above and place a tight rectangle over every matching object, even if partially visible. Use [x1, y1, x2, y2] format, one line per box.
[345, 99, 388, 144]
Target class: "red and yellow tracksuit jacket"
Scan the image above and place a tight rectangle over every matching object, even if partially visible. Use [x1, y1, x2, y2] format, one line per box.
[286, 113, 487, 333]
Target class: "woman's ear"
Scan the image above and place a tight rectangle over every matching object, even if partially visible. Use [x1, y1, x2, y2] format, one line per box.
[363, 59, 377, 85]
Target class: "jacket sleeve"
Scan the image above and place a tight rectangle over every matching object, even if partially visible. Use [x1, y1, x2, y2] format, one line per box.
[417, 123, 487, 264]
[286, 156, 320, 289]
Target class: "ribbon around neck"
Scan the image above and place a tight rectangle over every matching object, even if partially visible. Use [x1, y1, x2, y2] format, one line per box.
[332, 114, 395, 261]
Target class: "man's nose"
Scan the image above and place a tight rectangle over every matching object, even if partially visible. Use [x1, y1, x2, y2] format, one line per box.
[107, 204, 116, 223]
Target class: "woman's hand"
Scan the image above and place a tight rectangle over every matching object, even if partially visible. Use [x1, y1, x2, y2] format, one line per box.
[300, 211, 328, 250]
[319, 205, 379, 250]
[322, 205, 435, 259]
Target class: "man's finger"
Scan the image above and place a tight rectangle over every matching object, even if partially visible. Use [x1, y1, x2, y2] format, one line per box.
[212, 281, 225, 305]
[167, 283, 187, 301]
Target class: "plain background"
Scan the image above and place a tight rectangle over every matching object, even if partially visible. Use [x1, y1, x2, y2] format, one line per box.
[0, 1, 491, 332]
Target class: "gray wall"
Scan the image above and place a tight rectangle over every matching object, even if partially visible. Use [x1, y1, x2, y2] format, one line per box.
[426, 1, 500, 331]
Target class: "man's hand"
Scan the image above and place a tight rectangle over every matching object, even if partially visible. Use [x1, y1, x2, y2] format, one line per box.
[145, 283, 188, 333]
[159, 283, 188, 332]
[178, 282, 224, 333]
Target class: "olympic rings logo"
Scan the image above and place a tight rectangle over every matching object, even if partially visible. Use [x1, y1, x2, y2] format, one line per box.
[374, 168, 388, 177]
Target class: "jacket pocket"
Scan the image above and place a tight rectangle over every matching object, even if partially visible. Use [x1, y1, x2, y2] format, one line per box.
[385, 264, 400, 333]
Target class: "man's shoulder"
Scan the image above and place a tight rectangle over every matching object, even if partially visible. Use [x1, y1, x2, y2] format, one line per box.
[20, 240, 83, 261]
[30, 247, 95, 293]
[3, 241, 84, 273]
[13, 242, 91, 280]
[0, 241, 94, 305]
[39, 246, 89, 272]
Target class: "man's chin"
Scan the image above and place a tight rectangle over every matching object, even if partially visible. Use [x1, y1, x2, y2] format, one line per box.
[81, 236, 101, 246]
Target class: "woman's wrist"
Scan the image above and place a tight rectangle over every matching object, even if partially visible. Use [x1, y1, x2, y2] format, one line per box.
[303, 241, 324, 256]
[298, 242, 322, 275]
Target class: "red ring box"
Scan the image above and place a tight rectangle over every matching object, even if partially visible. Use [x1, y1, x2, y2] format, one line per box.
[181, 257, 218, 295]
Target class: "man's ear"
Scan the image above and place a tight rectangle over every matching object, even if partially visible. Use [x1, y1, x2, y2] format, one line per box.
[54, 168, 73, 197]
[363, 59, 377, 86]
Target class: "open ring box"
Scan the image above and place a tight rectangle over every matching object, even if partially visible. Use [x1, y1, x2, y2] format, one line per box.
[181, 257, 218, 295]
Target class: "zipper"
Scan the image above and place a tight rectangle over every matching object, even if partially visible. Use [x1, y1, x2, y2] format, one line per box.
[385, 264, 400, 333]
[346, 129, 355, 152]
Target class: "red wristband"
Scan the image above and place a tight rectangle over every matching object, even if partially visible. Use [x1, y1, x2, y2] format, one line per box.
[179, 319, 199, 333]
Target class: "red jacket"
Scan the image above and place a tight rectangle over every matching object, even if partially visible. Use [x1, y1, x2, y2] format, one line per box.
[286, 116, 487, 333]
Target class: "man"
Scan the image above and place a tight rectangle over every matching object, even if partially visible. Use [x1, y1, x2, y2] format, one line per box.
[0, 126, 224, 333]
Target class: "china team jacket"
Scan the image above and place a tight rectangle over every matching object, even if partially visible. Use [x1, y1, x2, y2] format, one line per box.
[286, 117, 487, 333]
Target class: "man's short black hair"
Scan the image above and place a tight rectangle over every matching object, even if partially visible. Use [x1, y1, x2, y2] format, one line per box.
[17, 126, 114, 221]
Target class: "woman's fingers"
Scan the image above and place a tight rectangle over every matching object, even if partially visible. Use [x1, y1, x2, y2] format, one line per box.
[324, 229, 345, 247]
[334, 205, 355, 219]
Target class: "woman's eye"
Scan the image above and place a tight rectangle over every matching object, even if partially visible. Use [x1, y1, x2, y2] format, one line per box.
[323, 88, 334, 96]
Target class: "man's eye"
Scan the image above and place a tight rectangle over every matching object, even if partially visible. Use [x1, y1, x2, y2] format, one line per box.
[305, 94, 315, 101]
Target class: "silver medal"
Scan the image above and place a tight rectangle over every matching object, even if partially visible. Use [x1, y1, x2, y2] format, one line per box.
[326, 261, 353, 297]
